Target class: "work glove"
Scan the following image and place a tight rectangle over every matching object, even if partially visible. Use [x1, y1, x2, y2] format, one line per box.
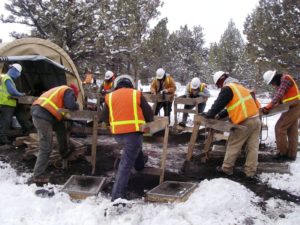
[261, 102, 273, 115]
[261, 107, 269, 114]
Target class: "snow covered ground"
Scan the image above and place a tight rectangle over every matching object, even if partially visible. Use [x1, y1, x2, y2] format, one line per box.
[0, 85, 300, 225]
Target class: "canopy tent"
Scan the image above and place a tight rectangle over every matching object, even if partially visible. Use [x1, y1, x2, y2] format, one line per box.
[0, 38, 85, 108]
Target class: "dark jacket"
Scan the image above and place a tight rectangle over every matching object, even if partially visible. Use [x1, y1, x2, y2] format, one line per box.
[206, 86, 233, 119]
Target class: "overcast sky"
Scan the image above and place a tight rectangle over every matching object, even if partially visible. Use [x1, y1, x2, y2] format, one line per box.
[0, 0, 259, 45]
[156, 0, 260, 45]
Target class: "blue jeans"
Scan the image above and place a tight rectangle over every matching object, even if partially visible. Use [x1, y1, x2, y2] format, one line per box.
[111, 132, 145, 201]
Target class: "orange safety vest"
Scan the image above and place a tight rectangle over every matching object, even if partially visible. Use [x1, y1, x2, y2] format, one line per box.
[282, 74, 300, 103]
[103, 80, 113, 91]
[105, 88, 146, 134]
[189, 83, 206, 93]
[33, 85, 70, 121]
[226, 83, 259, 124]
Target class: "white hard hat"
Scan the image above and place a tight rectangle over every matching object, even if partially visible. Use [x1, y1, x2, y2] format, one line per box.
[263, 70, 276, 85]
[105, 70, 114, 80]
[213, 71, 227, 84]
[191, 77, 201, 89]
[11, 63, 22, 73]
[156, 68, 165, 79]
[113, 74, 135, 89]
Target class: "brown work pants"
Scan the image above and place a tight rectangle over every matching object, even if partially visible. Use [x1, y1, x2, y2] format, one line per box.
[275, 103, 300, 159]
[222, 116, 261, 177]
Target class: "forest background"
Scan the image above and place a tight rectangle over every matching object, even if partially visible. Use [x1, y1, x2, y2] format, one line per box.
[0, 0, 299, 92]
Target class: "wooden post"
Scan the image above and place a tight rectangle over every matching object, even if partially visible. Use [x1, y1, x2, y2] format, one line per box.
[91, 114, 98, 174]
[174, 100, 178, 126]
[186, 118, 201, 161]
[159, 117, 169, 184]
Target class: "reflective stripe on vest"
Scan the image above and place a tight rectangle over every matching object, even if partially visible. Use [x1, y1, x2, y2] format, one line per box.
[108, 89, 145, 134]
[282, 75, 300, 103]
[189, 83, 206, 93]
[226, 83, 258, 124]
[0, 74, 17, 107]
[33, 86, 69, 120]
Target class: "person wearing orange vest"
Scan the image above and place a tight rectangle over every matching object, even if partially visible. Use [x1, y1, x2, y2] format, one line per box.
[101, 75, 153, 201]
[202, 71, 261, 178]
[99, 70, 115, 95]
[150, 68, 176, 119]
[179, 77, 210, 127]
[262, 70, 300, 161]
[30, 84, 79, 183]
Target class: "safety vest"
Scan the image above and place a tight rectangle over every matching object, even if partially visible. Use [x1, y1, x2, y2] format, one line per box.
[33, 85, 70, 121]
[0, 74, 17, 107]
[103, 80, 113, 91]
[282, 74, 300, 103]
[189, 83, 206, 93]
[105, 88, 146, 134]
[226, 83, 259, 124]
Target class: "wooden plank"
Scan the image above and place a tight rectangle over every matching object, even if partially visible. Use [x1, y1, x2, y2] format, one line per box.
[260, 100, 300, 117]
[256, 162, 290, 174]
[194, 115, 246, 132]
[141, 117, 168, 134]
[58, 109, 99, 121]
[10, 96, 37, 104]
[201, 129, 215, 163]
[142, 92, 172, 103]
[139, 167, 162, 176]
[174, 96, 207, 105]
[160, 123, 169, 184]
[91, 114, 99, 174]
[186, 121, 201, 161]
[175, 108, 198, 114]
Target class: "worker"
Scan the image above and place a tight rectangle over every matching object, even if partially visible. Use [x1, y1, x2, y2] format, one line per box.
[82, 69, 94, 85]
[29, 84, 79, 183]
[202, 71, 261, 178]
[0, 63, 25, 145]
[99, 70, 116, 95]
[150, 68, 176, 119]
[100, 75, 154, 201]
[179, 77, 210, 127]
[262, 70, 300, 161]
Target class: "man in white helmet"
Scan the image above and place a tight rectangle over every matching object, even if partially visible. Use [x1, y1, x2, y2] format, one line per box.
[262, 70, 300, 161]
[150, 68, 176, 119]
[202, 71, 261, 179]
[0, 63, 25, 145]
[99, 70, 116, 95]
[179, 77, 210, 127]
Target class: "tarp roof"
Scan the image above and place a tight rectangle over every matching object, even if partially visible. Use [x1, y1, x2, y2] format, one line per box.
[0, 38, 85, 107]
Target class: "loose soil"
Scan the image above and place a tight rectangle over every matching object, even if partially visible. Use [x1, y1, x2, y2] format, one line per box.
[1, 129, 299, 211]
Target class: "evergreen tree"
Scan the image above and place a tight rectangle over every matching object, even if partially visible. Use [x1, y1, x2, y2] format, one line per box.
[140, 18, 170, 82]
[218, 19, 244, 76]
[167, 25, 207, 83]
[244, 0, 300, 76]
[1, 0, 162, 78]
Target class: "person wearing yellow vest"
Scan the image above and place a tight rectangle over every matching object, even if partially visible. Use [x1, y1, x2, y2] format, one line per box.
[99, 70, 116, 95]
[101, 75, 154, 201]
[262, 70, 300, 161]
[179, 77, 210, 127]
[150, 68, 176, 119]
[0, 63, 25, 145]
[202, 71, 261, 178]
[30, 84, 79, 183]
